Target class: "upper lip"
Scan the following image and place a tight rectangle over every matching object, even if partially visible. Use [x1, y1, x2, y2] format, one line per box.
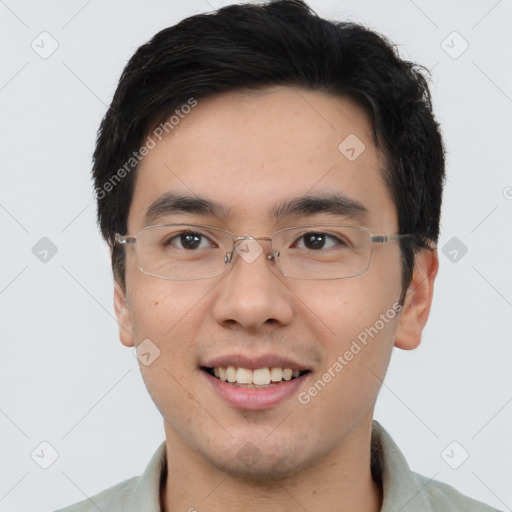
[201, 353, 311, 371]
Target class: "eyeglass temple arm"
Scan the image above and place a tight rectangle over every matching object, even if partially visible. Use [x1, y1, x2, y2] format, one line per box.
[371, 234, 412, 244]
[115, 233, 136, 244]
[371, 234, 436, 251]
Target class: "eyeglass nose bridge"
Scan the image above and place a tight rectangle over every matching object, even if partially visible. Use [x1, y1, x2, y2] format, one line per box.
[223, 235, 281, 265]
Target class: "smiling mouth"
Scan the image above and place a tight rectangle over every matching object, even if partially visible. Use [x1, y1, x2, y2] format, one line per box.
[201, 366, 311, 388]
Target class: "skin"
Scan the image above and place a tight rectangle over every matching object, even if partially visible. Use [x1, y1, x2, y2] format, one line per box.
[114, 87, 438, 512]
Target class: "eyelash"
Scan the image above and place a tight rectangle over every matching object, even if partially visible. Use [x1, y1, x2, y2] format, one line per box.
[164, 231, 348, 250]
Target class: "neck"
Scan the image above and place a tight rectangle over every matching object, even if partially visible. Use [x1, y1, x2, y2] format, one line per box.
[161, 418, 383, 512]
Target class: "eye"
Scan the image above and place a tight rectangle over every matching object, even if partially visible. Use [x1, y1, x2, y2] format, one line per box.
[165, 231, 215, 250]
[294, 232, 347, 250]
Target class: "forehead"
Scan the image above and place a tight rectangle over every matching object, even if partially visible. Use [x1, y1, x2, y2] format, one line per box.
[128, 87, 397, 233]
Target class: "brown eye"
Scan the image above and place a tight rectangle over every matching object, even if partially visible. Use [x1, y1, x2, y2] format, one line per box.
[165, 231, 212, 250]
[179, 233, 202, 249]
[303, 233, 326, 249]
[295, 232, 346, 250]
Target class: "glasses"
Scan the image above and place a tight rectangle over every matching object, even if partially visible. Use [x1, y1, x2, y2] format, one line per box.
[115, 223, 413, 281]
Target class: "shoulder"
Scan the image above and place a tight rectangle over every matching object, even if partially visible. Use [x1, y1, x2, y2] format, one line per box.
[53, 476, 139, 512]
[411, 471, 503, 512]
[52, 441, 167, 512]
[371, 421, 502, 512]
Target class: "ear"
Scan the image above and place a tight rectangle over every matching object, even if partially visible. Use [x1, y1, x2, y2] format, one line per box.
[113, 280, 135, 347]
[394, 247, 439, 350]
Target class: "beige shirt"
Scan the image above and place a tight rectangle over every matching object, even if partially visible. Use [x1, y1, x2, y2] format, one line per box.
[55, 421, 501, 511]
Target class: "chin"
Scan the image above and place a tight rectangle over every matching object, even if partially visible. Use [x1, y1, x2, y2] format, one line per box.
[209, 453, 304, 485]
[197, 436, 324, 485]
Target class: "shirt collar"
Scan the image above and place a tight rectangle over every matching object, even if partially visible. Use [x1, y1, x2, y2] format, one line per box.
[371, 420, 435, 512]
[130, 439, 167, 511]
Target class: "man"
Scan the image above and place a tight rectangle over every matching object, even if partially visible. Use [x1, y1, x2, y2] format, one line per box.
[57, 1, 500, 510]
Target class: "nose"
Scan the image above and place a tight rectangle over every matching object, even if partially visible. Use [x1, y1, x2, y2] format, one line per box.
[212, 239, 294, 332]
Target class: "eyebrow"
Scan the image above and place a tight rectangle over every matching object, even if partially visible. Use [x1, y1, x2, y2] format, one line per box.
[270, 193, 368, 223]
[142, 192, 368, 226]
[143, 192, 228, 225]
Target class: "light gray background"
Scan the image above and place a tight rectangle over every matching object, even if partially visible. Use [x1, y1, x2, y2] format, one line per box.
[1, 1, 511, 511]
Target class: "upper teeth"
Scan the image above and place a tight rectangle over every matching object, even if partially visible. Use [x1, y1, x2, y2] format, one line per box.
[213, 366, 301, 385]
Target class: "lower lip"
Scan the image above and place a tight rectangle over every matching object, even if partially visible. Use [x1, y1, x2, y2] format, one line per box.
[202, 370, 309, 411]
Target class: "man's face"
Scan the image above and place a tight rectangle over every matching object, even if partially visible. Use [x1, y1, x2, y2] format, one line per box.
[116, 87, 406, 480]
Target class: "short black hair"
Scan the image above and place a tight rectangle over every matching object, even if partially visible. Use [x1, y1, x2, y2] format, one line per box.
[93, 0, 445, 303]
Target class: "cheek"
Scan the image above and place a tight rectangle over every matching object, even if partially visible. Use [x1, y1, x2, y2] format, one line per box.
[129, 276, 209, 338]
[291, 267, 401, 347]
[293, 271, 400, 401]
[296, 281, 400, 428]
[128, 280, 205, 406]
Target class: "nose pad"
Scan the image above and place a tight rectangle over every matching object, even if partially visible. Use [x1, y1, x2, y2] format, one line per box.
[268, 250, 280, 262]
